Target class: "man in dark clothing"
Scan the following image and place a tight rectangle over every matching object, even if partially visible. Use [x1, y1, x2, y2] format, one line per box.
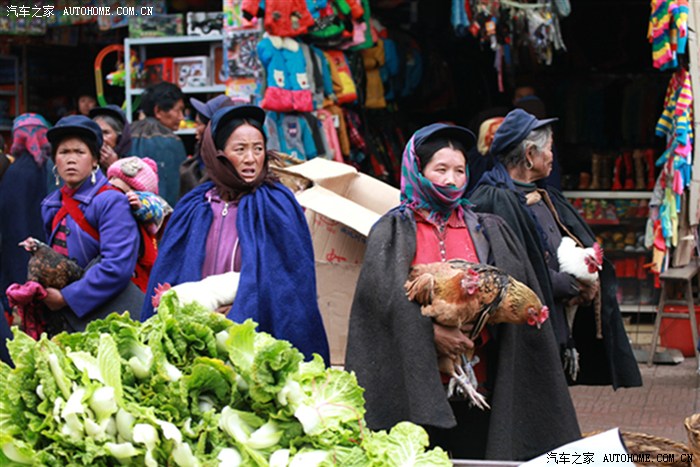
[130, 82, 187, 206]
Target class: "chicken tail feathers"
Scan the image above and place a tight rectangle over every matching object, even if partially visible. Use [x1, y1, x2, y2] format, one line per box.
[404, 273, 434, 305]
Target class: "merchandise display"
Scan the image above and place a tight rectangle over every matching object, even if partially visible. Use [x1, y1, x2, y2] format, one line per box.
[128, 14, 184, 38]
[1, 1, 699, 461]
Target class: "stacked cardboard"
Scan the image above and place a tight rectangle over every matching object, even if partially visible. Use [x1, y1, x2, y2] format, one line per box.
[281, 159, 400, 365]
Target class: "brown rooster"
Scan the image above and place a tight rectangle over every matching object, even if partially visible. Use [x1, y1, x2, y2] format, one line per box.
[404, 259, 549, 409]
[20, 237, 83, 289]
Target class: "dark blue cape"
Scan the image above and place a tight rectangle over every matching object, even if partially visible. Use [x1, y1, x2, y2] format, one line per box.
[142, 181, 330, 364]
[0, 153, 50, 309]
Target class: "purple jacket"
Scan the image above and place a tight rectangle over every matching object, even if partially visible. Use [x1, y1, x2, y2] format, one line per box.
[41, 170, 139, 317]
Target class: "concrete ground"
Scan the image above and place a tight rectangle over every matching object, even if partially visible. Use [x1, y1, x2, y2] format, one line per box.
[569, 357, 699, 445]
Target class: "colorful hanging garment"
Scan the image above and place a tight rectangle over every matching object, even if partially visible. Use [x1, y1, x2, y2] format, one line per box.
[648, 0, 688, 70]
[652, 68, 693, 255]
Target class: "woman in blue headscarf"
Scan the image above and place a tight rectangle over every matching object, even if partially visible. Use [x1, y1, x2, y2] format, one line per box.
[0, 114, 54, 309]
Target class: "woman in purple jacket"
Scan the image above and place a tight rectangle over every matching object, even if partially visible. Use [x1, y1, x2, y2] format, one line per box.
[40, 115, 140, 332]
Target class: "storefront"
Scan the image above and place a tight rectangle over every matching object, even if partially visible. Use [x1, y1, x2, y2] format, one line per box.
[0, 1, 698, 463]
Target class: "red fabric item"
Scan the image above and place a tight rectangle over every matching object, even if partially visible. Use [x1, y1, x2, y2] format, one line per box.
[52, 218, 70, 257]
[132, 224, 158, 293]
[52, 185, 115, 241]
[412, 210, 479, 266]
[242, 0, 314, 37]
[261, 86, 296, 112]
[346, 0, 364, 19]
[6, 281, 48, 339]
[292, 89, 314, 112]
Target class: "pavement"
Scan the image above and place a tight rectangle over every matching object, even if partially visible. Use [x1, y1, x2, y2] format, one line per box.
[569, 357, 700, 445]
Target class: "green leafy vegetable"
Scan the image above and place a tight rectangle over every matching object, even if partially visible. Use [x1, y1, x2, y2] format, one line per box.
[0, 291, 451, 466]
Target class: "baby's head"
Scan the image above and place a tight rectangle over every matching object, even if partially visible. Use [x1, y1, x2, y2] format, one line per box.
[107, 156, 159, 194]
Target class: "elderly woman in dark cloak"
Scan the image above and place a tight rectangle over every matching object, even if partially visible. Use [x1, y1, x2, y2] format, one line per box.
[469, 109, 642, 389]
[141, 104, 329, 363]
[345, 123, 580, 461]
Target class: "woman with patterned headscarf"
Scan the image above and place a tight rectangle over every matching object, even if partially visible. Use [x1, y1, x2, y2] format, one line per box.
[344, 123, 580, 461]
[0, 114, 54, 308]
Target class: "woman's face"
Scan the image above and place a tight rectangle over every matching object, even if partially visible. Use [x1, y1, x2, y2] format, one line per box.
[195, 114, 206, 142]
[95, 118, 118, 149]
[422, 146, 467, 188]
[155, 99, 185, 132]
[78, 95, 97, 116]
[222, 123, 266, 183]
[528, 135, 554, 180]
[55, 136, 96, 188]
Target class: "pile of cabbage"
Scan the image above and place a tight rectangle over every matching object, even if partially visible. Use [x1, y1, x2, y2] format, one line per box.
[0, 292, 450, 466]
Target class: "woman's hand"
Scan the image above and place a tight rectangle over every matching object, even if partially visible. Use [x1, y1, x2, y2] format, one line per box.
[99, 144, 119, 170]
[433, 322, 474, 359]
[43, 288, 67, 311]
[569, 279, 599, 306]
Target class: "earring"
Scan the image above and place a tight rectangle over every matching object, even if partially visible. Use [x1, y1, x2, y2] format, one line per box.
[525, 159, 534, 170]
[91, 167, 98, 184]
[52, 165, 60, 186]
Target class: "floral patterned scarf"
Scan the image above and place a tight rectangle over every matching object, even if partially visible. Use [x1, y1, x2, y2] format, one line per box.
[399, 134, 469, 223]
[10, 113, 51, 167]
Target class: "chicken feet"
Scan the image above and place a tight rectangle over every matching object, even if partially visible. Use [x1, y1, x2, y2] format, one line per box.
[446, 354, 490, 410]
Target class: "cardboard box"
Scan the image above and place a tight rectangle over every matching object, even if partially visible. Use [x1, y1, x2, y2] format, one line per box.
[281, 158, 400, 365]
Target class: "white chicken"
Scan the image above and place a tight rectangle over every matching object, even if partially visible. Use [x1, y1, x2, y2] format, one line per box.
[557, 236, 603, 380]
[151, 272, 240, 312]
[558, 236, 603, 284]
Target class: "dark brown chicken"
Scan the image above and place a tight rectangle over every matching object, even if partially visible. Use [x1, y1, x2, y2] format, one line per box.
[404, 259, 549, 330]
[404, 259, 550, 409]
[20, 237, 83, 289]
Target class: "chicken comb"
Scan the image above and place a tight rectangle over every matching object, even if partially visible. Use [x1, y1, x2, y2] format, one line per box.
[593, 242, 603, 265]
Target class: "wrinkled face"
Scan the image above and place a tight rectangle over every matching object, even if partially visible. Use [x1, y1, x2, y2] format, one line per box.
[55, 136, 96, 188]
[222, 124, 266, 183]
[528, 135, 554, 181]
[155, 99, 185, 132]
[422, 146, 467, 188]
[95, 117, 118, 149]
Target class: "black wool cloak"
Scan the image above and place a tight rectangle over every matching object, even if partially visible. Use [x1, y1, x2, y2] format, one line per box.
[344, 206, 581, 461]
[469, 176, 642, 389]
